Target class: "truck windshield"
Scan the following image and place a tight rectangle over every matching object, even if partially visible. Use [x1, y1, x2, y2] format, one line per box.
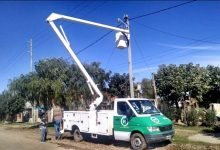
[129, 100, 160, 115]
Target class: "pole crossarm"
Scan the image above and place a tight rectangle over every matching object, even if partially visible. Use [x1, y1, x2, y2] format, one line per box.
[47, 13, 129, 34]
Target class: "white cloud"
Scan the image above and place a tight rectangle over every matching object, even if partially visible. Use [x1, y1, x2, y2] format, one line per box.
[159, 43, 220, 51]
[193, 56, 220, 66]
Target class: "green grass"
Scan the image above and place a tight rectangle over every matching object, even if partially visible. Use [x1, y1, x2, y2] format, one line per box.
[173, 125, 220, 147]
[174, 124, 212, 132]
[173, 134, 218, 146]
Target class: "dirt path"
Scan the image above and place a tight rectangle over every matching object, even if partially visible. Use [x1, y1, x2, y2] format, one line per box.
[0, 126, 169, 150]
[0, 127, 65, 150]
[1, 124, 220, 150]
[188, 133, 220, 144]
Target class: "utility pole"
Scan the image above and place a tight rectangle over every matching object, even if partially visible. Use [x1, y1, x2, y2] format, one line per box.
[152, 73, 157, 98]
[29, 38, 34, 122]
[124, 15, 134, 98]
[29, 39, 33, 72]
[152, 73, 158, 107]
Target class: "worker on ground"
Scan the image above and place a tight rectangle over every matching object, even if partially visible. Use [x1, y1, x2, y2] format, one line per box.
[39, 112, 47, 142]
[52, 102, 63, 140]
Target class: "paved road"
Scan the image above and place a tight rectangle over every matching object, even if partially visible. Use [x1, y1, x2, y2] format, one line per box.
[0, 127, 65, 150]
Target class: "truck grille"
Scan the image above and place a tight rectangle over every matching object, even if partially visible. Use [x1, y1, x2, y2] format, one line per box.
[159, 125, 172, 132]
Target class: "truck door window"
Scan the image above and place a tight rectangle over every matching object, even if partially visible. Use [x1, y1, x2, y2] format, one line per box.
[117, 102, 132, 115]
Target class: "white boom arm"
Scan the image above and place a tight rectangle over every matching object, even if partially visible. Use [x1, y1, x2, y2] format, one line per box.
[46, 13, 129, 110]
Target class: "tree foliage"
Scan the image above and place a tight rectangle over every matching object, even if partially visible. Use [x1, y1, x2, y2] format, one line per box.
[155, 63, 210, 108]
[2, 59, 220, 122]
[141, 78, 155, 99]
[0, 58, 114, 121]
[108, 73, 130, 97]
[203, 65, 220, 107]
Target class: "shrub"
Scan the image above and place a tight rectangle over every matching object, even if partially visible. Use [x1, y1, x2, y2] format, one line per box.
[159, 103, 173, 120]
[205, 110, 217, 127]
[197, 108, 206, 125]
[162, 107, 176, 121]
[186, 108, 199, 126]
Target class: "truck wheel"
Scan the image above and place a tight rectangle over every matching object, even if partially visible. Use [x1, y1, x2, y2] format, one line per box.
[130, 133, 147, 150]
[73, 128, 83, 142]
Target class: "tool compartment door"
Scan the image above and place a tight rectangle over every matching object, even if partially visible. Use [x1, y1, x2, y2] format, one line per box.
[97, 111, 114, 135]
[63, 111, 81, 130]
[80, 113, 89, 132]
[97, 113, 109, 134]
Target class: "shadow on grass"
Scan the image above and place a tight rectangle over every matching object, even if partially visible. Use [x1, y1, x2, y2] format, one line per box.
[201, 127, 220, 139]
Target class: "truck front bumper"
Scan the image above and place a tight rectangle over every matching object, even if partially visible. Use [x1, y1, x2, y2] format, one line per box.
[144, 130, 174, 143]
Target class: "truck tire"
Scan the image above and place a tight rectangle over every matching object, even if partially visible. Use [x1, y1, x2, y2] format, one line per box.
[73, 128, 83, 142]
[130, 133, 147, 150]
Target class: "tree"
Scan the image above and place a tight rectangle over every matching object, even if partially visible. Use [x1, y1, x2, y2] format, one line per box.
[155, 63, 210, 109]
[141, 78, 155, 99]
[34, 58, 69, 108]
[0, 91, 8, 120]
[1, 81, 25, 122]
[108, 73, 130, 97]
[203, 65, 220, 107]
[65, 62, 110, 107]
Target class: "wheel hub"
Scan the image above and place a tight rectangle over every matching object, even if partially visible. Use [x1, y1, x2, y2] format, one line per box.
[134, 137, 142, 147]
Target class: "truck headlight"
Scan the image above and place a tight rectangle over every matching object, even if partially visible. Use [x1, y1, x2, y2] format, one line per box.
[147, 126, 160, 132]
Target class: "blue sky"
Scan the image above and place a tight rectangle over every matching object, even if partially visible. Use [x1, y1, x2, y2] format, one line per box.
[1, 1, 220, 92]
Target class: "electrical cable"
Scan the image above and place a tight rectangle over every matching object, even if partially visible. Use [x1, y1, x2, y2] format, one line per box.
[3, 50, 27, 73]
[130, 0, 197, 20]
[110, 33, 220, 72]
[76, 30, 113, 55]
[104, 46, 116, 70]
[133, 20, 220, 45]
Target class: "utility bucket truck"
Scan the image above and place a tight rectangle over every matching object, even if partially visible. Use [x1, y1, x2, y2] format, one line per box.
[47, 13, 174, 150]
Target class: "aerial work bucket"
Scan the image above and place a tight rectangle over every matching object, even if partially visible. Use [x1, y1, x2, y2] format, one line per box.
[115, 32, 128, 49]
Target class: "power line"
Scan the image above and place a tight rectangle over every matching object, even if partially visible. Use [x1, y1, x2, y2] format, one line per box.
[75, 22, 123, 55]
[76, 30, 113, 55]
[72, 0, 198, 70]
[3, 50, 27, 73]
[33, 2, 107, 52]
[34, 2, 111, 79]
[131, 41, 217, 69]
[136, 33, 220, 65]
[130, 0, 197, 20]
[33, 2, 90, 48]
[2, 2, 90, 79]
[5, 1, 200, 78]
[109, 34, 220, 71]
[133, 20, 220, 44]
[131, 28, 148, 67]
[104, 46, 116, 70]
[80, 1, 107, 19]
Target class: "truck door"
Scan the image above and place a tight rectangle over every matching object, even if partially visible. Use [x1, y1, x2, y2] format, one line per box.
[113, 101, 134, 141]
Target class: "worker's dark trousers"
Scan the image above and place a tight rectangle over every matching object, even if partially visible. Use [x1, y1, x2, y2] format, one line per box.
[40, 126, 47, 142]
